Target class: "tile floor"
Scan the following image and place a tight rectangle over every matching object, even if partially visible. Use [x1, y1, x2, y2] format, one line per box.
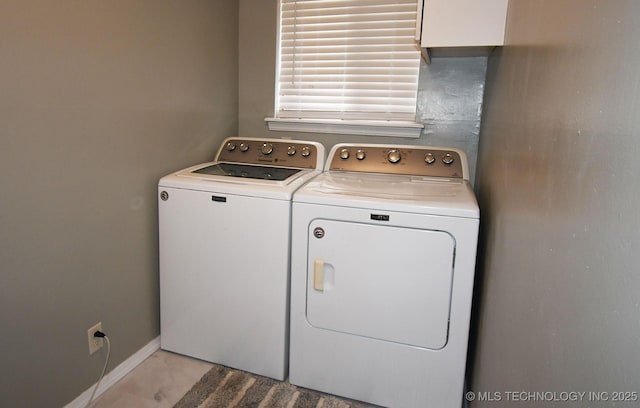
[91, 350, 212, 408]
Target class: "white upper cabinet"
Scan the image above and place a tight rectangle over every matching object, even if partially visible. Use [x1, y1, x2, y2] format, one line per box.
[418, 0, 508, 47]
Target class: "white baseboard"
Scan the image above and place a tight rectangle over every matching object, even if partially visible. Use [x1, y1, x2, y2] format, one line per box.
[64, 336, 161, 408]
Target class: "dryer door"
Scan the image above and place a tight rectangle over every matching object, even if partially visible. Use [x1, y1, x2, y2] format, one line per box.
[306, 219, 454, 349]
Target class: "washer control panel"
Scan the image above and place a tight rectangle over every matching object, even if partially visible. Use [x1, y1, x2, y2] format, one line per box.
[217, 138, 322, 169]
[328, 144, 465, 179]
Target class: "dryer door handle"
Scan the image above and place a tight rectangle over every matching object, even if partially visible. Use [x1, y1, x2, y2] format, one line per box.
[314, 259, 324, 291]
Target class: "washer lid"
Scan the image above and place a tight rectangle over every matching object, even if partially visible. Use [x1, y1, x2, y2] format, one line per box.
[160, 162, 320, 200]
[193, 163, 302, 181]
[294, 172, 479, 218]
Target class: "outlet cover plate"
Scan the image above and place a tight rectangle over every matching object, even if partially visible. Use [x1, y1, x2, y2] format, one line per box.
[87, 322, 103, 355]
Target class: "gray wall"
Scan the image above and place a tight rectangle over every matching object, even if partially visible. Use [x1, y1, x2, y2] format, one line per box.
[0, 2, 238, 407]
[472, 0, 640, 406]
[239, 0, 486, 183]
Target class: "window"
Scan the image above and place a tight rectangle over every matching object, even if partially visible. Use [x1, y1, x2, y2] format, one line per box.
[266, 0, 423, 138]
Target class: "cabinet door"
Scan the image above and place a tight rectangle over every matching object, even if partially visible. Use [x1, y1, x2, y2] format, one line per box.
[306, 219, 455, 349]
[421, 0, 508, 47]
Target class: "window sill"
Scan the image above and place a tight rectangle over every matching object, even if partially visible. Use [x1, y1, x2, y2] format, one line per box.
[264, 118, 424, 138]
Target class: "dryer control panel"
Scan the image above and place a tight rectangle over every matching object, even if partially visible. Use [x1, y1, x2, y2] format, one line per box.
[328, 144, 466, 179]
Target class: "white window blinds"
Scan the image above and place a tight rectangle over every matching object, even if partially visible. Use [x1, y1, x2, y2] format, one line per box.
[275, 0, 421, 122]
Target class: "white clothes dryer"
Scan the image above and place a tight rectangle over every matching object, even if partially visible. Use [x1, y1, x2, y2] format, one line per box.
[159, 137, 324, 381]
[289, 143, 479, 407]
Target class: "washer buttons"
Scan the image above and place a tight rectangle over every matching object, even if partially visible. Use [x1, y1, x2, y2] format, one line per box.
[442, 153, 455, 165]
[261, 143, 274, 155]
[425, 152, 436, 164]
[387, 149, 401, 163]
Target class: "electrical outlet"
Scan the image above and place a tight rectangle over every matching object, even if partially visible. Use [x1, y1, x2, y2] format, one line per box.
[87, 322, 103, 355]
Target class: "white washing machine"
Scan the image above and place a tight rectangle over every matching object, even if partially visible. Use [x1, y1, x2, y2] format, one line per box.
[289, 143, 479, 407]
[159, 137, 324, 381]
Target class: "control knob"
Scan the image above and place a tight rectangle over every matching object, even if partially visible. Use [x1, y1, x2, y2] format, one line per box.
[301, 146, 311, 157]
[287, 145, 296, 156]
[261, 143, 274, 155]
[356, 149, 366, 160]
[425, 152, 436, 164]
[442, 153, 455, 165]
[387, 149, 401, 163]
[339, 148, 350, 160]
[225, 142, 236, 151]
[239, 143, 249, 152]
